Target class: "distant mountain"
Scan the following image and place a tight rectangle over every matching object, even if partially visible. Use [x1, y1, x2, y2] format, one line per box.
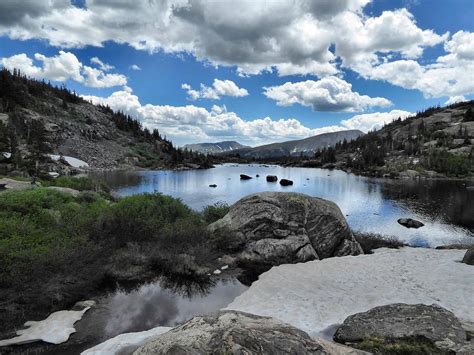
[184, 141, 250, 154]
[223, 130, 364, 158]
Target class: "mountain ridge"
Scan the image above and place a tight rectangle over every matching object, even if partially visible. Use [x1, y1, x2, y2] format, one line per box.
[183, 141, 250, 154]
[221, 130, 364, 158]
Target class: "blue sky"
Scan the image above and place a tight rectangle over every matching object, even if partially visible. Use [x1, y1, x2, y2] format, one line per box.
[0, 0, 473, 146]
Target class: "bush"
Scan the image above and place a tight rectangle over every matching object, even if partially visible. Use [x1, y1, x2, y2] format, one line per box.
[353, 232, 405, 254]
[202, 201, 230, 224]
[95, 193, 197, 246]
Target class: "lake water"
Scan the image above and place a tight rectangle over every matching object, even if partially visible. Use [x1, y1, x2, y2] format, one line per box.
[93, 164, 474, 247]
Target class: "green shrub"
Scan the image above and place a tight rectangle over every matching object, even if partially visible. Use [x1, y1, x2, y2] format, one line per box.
[202, 201, 230, 224]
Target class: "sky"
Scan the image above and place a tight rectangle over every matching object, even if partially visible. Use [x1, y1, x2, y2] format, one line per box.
[0, 0, 473, 147]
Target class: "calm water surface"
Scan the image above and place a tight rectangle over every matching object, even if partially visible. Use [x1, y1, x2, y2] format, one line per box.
[93, 164, 474, 247]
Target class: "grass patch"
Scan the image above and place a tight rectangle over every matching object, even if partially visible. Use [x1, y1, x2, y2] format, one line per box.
[0, 189, 219, 331]
[202, 201, 230, 224]
[355, 336, 447, 354]
[353, 232, 405, 254]
[40, 176, 110, 192]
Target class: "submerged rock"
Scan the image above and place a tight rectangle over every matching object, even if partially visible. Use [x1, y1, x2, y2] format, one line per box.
[280, 178, 293, 186]
[240, 174, 252, 180]
[397, 218, 424, 228]
[209, 192, 362, 270]
[266, 175, 278, 182]
[334, 303, 468, 353]
[462, 247, 474, 265]
[134, 311, 327, 354]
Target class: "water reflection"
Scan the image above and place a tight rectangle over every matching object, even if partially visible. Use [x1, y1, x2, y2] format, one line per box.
[101, 277, 247, 337]
[91, 164, 474, 247]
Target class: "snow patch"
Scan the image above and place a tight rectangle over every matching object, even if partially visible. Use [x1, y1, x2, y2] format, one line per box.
[0, 303, 94, 346]
[2, 152, 11, 159]
[49, 155, 89, 168]
[213, 269, 222, 275]
[226, 248, 474, 337]
[81, 327, 171, 355]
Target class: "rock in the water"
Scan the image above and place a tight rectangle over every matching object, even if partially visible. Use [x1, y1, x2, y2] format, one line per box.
[209, 192, 362, 269]
[134, 311, 327, 354]
[280, 178, 293, 186]
[462, 247, 474, 265]
[209, 184, 217, 188]
[240, 174, 252, 180]
[334, 303, 468, 353]
[266, 175, 278, 182]
[397, 218, 424, 228]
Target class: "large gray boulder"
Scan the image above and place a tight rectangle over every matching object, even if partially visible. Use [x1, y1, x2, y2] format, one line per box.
[209, 192, 362, 269]
[462, 247, 474, 265]
[334, 303, 469, 353]
[134, 311, 363, 354]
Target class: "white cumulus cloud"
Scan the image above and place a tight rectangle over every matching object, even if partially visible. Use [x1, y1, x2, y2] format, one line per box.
[264, 77, 391, 112]
[1, 51, 127, 88]
[182, 79, 249, 100]
[90, 56, 114, 71]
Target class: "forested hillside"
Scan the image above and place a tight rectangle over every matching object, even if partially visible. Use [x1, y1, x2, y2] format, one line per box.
[0, 68, 211, 177]
[313, 102, 474, 178]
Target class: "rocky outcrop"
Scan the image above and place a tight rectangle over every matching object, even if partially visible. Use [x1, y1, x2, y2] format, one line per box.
[280, 178, 293, 186]
[209, 192, 362, 270]
[134, 311, 347, 354]
[240, 174, 252, 180]
[397, 218, 424, 228]
[334, 303, 470, 353]
[266, 175, 278, 182]
[463, 247, 474, 265]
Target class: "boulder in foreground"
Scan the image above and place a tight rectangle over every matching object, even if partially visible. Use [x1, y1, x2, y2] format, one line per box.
[334, 303, 469, 353]
[463, 247, 474, 265]
[209, 192, 362, 270]
[134, 311, 340, 354]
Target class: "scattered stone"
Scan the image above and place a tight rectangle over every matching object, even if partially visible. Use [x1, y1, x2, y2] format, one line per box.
[209, 192, 362, 270]
[209, 184, 217, 188]
[280, 178, 293, 186]
[240, 174, 252, 180]
[266, 175, 278, 182]
[134, 311, 327, 354]
[256, 174, 260, 177]
[334, 303, 468, 353]
[397, 218, 424, 228]
[462, 247, 474, 265]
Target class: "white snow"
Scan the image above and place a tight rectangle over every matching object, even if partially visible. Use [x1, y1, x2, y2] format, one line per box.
[2, 152, 11, 158]
[213, 269, 222, 275]
[81, 327, 171, 355]
[49, 154, 89, 168]
[0, 304, 93, 346]
[226, 248, 474, 337]
[221, 265, 229, 270]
